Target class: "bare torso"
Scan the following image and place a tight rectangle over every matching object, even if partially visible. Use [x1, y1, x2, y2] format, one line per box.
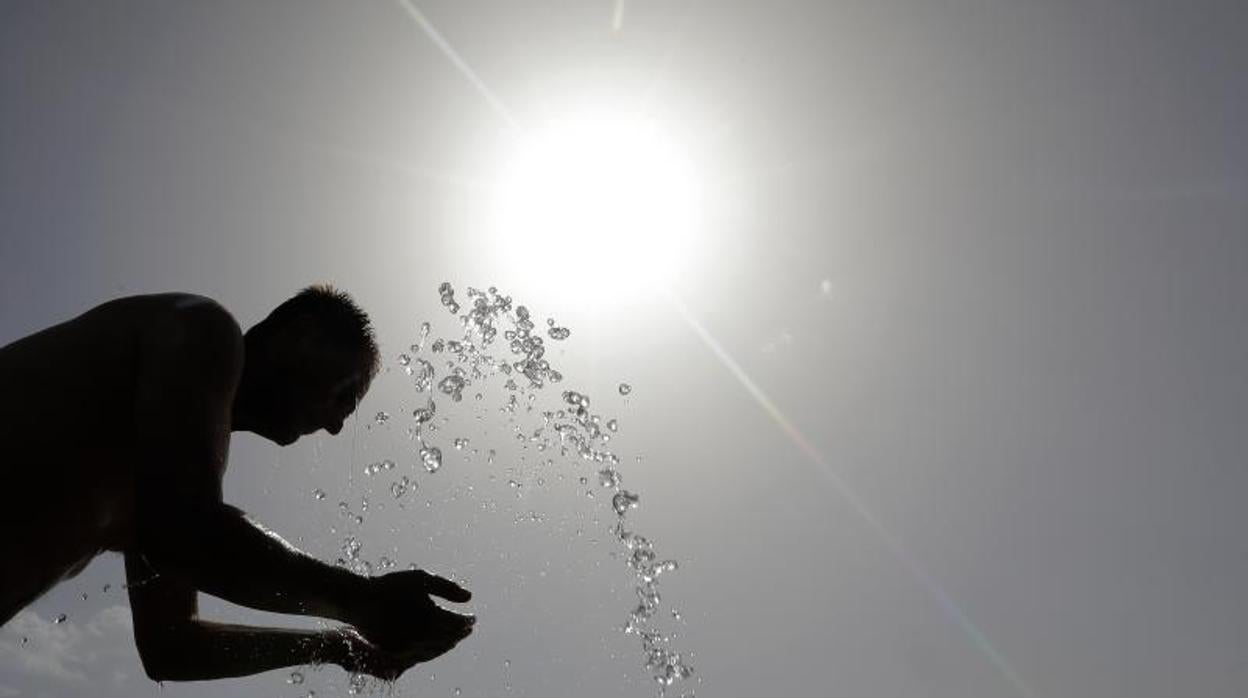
[0, 294, 201, 621]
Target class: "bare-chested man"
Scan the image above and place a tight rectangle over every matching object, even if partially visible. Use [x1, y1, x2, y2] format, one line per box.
[0, 286, 473, 681]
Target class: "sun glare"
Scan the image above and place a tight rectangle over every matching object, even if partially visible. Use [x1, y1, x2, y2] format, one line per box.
[492, 112, 700, 302]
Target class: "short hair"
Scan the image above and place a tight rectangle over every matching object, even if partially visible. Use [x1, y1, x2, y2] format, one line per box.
[259, 284, 381, 385]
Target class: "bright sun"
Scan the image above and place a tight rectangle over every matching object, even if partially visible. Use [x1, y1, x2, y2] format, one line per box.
[492, 112, 701, 302]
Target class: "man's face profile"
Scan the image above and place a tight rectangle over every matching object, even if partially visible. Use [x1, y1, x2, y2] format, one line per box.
[243, 320, 374, 446]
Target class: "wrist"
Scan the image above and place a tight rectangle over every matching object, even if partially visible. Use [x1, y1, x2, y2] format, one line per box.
[332, 569, 375, 627]
[311, 628, 350, 668]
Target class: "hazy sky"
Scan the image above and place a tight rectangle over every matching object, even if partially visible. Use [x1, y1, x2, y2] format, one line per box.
[2, 1, 1246, 697]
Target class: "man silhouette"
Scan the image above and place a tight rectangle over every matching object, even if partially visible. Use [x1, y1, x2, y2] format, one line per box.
[0, 286, 473, 680]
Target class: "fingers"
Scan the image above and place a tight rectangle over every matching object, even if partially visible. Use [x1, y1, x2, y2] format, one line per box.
[428, 607, 475, 637]
[452, 612, 476, 637]
[350, 621, 475, 680]
[384, 619, 474, 667]
[418, 571, 472, 603]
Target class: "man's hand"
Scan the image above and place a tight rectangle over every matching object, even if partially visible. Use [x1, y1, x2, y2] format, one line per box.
[349, 569, 474, 656]
[326, 626, 464, 681]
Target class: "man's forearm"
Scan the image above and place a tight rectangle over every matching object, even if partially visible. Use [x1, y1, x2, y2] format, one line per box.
[138, 503, 367, 624]
[138, 620, 344, 681]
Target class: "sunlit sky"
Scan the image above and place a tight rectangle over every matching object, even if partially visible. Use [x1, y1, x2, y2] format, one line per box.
[2, 2, 1247, 697]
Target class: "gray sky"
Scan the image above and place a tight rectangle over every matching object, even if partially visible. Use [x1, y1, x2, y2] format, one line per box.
[2, 1, 1246, 697]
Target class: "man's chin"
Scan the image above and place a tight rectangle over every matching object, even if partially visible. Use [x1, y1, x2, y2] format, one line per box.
[263, 429, 300, 446]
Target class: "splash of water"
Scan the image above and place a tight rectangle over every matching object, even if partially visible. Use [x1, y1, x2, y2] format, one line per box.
[307, 282, 692, 696]
[404, 282, 694, 695]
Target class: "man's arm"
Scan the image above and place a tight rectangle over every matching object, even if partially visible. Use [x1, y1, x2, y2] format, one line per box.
[125, 552, 334, 681]
[123, 553, 426, 681]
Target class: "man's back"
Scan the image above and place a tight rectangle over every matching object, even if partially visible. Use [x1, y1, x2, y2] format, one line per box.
[0, 293, 206, 622]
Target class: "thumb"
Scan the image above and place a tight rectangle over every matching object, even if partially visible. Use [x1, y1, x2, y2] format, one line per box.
[419, 572, 472, 603]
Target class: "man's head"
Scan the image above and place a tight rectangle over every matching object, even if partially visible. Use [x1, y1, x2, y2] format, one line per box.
[237, 285, 381, 445]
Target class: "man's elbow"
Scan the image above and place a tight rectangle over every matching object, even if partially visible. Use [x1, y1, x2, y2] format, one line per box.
[138, 650, 181, 683]
[134, 623, 198, 682]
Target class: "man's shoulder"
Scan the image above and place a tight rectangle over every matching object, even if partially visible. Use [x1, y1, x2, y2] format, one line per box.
[157, 293, 239, 334]
[107, 292, 239, 333]
[107, 293, 243, 365]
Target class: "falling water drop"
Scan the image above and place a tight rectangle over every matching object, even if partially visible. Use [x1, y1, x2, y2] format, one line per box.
[421, 446, 443, 473]
[612, 490, 640, 516]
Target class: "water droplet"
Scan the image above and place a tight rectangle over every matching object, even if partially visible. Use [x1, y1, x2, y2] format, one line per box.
[391, 476, 412, 498]
[562, 390, 589, 408]
[374, 411, 390, 424]
[618, 383, 632, 395]
[288, 671, 305, 685]
[313, 488, 326, 500]
[412, 398, 437, 424]
[655, 560, 679, 575]
[454, 437, 469, 450]
[606, 418, 619, 432]
[342, 536, 362, 560]
[547, 326, 571, 340]
[438, 282, 461, 315]
[412, 358, 435, 392]
[54, 613, 67, 624]
[421, 446, 443, 473]
[439, 374, 467, 402]
[598, 468, 622, 489]
[397, 353, 412, 367]
[612, 490, 640, 516]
